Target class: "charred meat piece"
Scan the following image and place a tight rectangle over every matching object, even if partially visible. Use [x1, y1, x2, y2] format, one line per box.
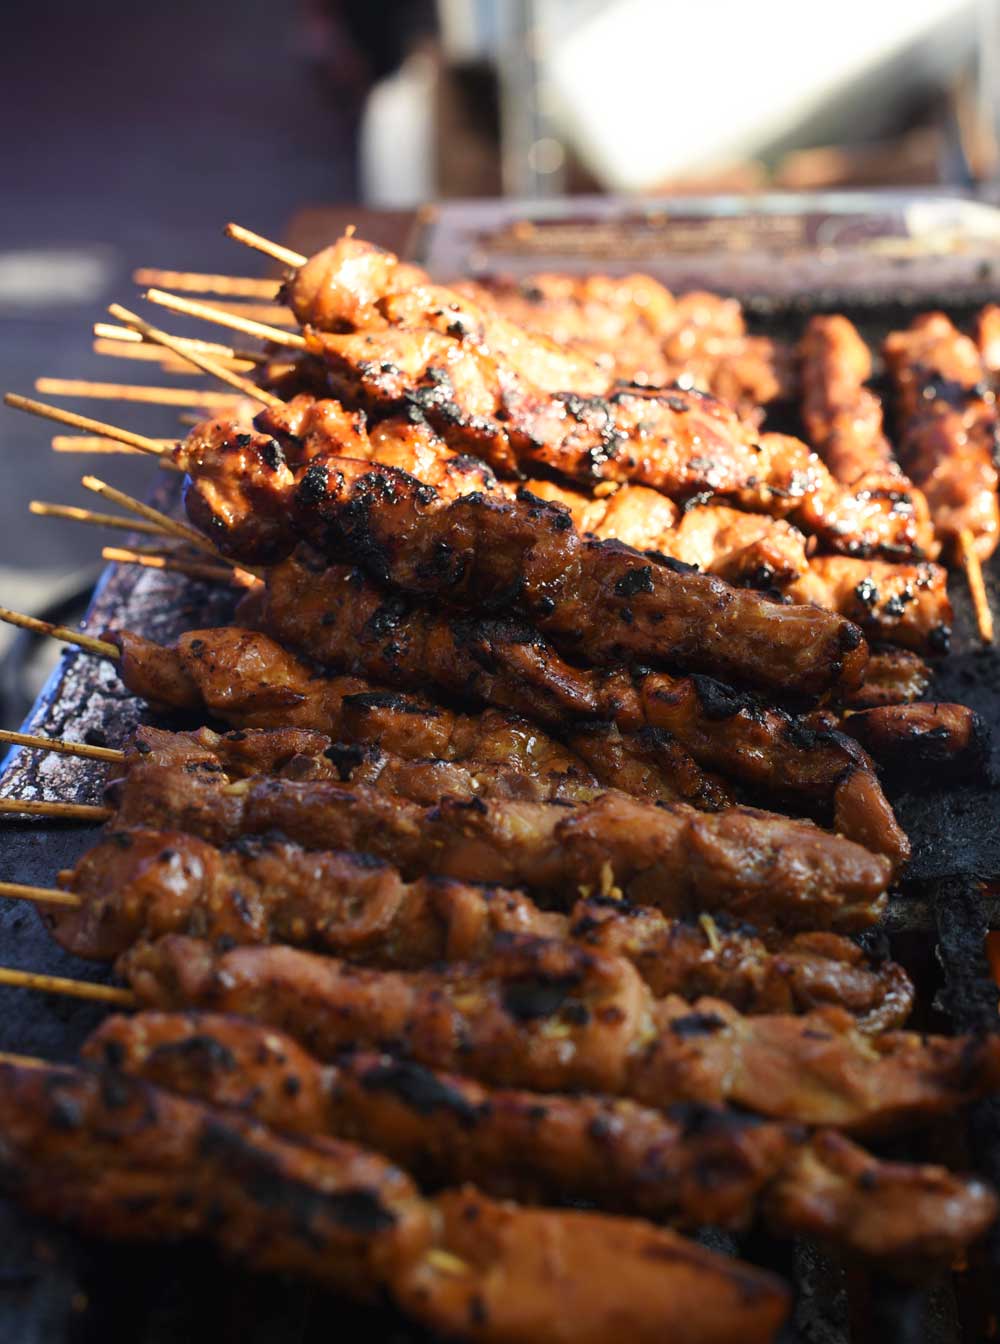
[841, 648, 931, 709]
[975, 302, 1000, 374]
[787, 555, 951, 654]
[54, 825, 910, 1025]
[91, 1010, 997, 1263]
[285, 458, 870, 696]
[120, 935, 1000, 1134]
[884, 313, 1000, 560]
[842, 703, 988, 782]
[0, 1060, 788, 1344]
[109, 764, 892, 933]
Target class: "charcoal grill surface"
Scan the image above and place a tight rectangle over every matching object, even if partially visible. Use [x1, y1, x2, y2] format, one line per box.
[2, 199, 1000, 1344]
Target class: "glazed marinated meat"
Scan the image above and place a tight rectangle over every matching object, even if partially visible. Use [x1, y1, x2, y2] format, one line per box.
[53, 825, 911, 1026]
[787, 555, 951, 654]
[841, 648, 931, 709]
[112, 627, 588, 778]
[89, 1011, 997, 1262]
[0, 1061, 788, 1344]
[843, 702, 987, 781]
[108, 763, 892, 933]
[799, 315, 937, 557]
[975, 302, 1000, 373]
[180, 395, 949, 645]
[119, 935, 1000, 1134]
[113, 627, 728, 810]
[884, 312, 1000, 560]
[283, 458, 870, 696]
[0, 1059, 429, 1297]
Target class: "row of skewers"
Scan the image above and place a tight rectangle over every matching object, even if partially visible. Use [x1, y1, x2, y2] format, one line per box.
[0, 223, 997, 1342]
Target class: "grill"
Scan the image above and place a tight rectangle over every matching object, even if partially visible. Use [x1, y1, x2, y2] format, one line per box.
[1, 194, 1000, 1342]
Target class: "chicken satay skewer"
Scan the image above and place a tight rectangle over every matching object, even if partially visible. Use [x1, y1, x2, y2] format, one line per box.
[96, 321, 266, 362]
[0, 1054, 791, 1344]
[89, 1009, 1000, 1265]
[6, 938, 1000, 1136]
[0, 729, 123, 762]
[101, 545, 242, 584]
[51, 434, 174, 455]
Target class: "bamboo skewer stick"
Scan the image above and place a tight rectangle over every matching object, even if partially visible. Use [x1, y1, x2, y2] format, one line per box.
[133, 267, 282, 299]
[93, 338, 260, 376]
[0, 966, 134, 1006]
[0, 800, 112, 821]
[0, 1051, 55, 1069]
[4, 393, 169, 457]
[30, 501, 172, 538]
[0, 606, 119, 660]
[102, 545, 243, 584]
[35, 378, 240, 410]
[108, 303, 284, 409]
[957, 529, 995, 644]
[52, 435, 178, 458]
[142, 289, 306, 349]
[198, 300, 296, 328]
[224, 223, 306, 269]
[0, 729, 123, 763]
[80, 475, 205, 551]
[95, 323, 265, 365]
[80, 477, 262, 583]
[0, 881, 81, 909]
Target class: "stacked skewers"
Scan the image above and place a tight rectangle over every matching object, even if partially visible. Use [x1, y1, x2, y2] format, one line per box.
[0, 222, 997, 1343]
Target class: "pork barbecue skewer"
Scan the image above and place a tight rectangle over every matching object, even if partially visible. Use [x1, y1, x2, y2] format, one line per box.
[0, 1057, 790, 1344]
[9, 366, 956, 651]
[18, 933, 999, 1136]
[1, 789, 911, 1027]
[86, 1008, 996, 1264]
[884, 312, 1000, 642]
[0, 598, 915, 867]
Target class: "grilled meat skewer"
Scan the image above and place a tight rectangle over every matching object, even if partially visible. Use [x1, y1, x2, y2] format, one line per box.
[120, 935, 1000, 1135]
[108, 626, 722, 806]
[280, 459, 871, 697]
[799, 315, 938, 557]
[253, 553, 909, 864]
[89, 1010, 997, 1263]
[884, 312, 1000, 562]
[53, 822, 911, 1027]
[175, 397, 951, 648]
[108, 762, 892, 934]
[0, 1060, 789, 1344]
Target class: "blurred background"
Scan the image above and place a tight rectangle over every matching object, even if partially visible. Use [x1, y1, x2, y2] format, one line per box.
[0, 0, 997, 724]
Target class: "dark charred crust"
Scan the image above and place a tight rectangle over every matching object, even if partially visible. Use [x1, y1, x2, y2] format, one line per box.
[358, 1059, 478, 1123]
[669, 1012, 727, 1038]
[501, 976, 582, 1021]
[614, 566, 655, 599]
